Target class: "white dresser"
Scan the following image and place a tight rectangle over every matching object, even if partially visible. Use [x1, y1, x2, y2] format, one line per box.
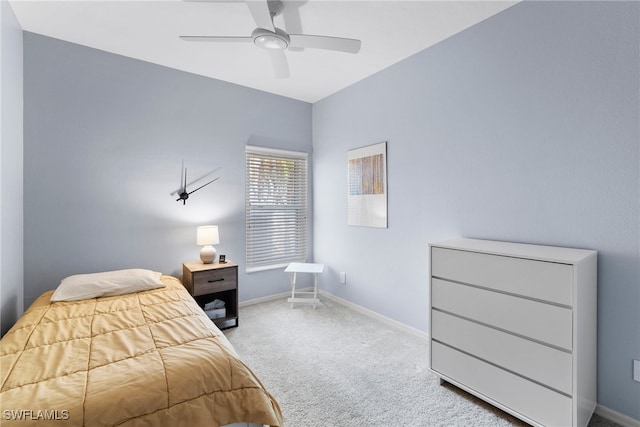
[429, 238, 597, 427]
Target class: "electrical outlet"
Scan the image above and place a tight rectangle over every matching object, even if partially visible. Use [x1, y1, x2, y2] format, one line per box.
[340, 272, 346, 284]
[634, 360, 640, 383]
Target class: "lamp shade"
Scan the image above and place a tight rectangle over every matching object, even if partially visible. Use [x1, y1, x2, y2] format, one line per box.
[197, 226, 220, 246]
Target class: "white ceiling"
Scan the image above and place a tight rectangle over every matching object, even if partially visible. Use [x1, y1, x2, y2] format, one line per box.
[9, 0, 517, 103]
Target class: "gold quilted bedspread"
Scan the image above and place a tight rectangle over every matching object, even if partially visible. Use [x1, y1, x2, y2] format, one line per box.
[0, 276, 282, 426]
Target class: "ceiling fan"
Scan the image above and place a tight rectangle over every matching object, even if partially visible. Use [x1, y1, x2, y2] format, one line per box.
[180, 0, 361, 79]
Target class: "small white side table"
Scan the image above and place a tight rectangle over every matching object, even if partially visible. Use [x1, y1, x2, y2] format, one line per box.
[285, 262, 325, 307]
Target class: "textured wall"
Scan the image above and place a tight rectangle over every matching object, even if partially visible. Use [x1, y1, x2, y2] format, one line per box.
[312, 1, 639, 420]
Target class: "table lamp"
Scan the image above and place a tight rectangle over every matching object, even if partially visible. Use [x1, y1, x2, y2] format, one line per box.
[197, 225, 219, 264]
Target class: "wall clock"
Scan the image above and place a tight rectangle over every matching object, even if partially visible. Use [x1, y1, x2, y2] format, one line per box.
[171, 163, 220, 205]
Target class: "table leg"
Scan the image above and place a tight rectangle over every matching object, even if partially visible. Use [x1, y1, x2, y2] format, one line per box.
[312, 273, 318, 309]
[290, 271, 297, 309]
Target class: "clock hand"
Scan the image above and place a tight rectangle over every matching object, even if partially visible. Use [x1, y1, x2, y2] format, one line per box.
[172, 162, 186, 196]
[180, 161, 185, 192]
[176, 167, 189, 204]
[170, 166, 222, 195]
[187, 177, 220, 195]
[184, 168, 188, 192]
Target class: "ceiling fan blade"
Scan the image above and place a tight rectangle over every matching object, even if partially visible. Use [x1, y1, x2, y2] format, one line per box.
[289, 34, 361, 54]
[180, 36, 252, 43]
[266, 49, 290, 79]
[281, 3, 303, 51]
[246, 0, 275, 32]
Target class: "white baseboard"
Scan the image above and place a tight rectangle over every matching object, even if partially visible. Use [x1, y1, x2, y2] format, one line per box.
[595, 405, 640, 427]
[320, 290, 430, 341]
[238, 291, 290, 307]
[238, 287, 314, 307]
[240, 289, 429, 340]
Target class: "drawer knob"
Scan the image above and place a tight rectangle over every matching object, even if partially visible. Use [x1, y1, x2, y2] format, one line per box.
[208, 278, 225, 283]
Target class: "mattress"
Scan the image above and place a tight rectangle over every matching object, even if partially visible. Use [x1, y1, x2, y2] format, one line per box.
[0, 275, 282, 426]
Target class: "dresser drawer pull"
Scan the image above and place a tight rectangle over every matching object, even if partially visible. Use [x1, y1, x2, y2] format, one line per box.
[208, 278, 225, 283]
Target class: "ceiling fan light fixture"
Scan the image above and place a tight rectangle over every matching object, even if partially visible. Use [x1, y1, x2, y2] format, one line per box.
[252, 28, 289, 50]
[256, 35, 287, 49]
[180, 0, 362, 79]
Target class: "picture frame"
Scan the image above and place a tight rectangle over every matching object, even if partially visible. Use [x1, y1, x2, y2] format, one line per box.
[347, 142, 388, 228]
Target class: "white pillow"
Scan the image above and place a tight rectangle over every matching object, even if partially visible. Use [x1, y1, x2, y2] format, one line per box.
[50, 269, 165, 302]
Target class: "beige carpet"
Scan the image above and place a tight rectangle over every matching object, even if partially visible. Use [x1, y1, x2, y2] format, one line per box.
[225, 296, 619, 427]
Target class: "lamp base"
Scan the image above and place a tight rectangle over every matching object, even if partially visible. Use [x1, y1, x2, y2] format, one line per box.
[200, 245, 217, 264]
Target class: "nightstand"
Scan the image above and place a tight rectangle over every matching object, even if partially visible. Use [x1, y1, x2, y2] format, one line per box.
[182, 260, 239, 329]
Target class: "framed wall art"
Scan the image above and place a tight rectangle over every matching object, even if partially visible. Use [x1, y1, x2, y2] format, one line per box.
[347, 142, 387, 228]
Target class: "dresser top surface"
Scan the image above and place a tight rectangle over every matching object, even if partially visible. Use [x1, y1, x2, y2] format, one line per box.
[430, 238, 596, 264]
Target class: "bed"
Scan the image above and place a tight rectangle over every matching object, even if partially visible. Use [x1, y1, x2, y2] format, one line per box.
[0, 272, 282, 427]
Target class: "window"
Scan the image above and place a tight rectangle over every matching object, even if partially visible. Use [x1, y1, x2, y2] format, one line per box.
[245, 145, 308, 272]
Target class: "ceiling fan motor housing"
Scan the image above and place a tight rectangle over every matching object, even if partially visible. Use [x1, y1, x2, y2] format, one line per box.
[180, 0, 361, 78]
[252, 28, 290, 50]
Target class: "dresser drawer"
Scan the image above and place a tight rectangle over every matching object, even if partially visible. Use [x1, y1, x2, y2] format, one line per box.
[431, 247, 573, 306]
[432, 278, 573, 350]
[432, 310, 572, 395]
[192, 268, 236, 296]
[432, 342, 571, 427]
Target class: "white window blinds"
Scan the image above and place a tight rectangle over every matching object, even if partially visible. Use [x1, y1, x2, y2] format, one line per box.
[245, 146, 308, 272]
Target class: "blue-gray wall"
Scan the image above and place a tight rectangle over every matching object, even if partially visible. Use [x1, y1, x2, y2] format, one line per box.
[313, 1, 639, 421]
[17, 0, 640, 422]
[23, 33, 312, 308]
[0, 0, 24, 336]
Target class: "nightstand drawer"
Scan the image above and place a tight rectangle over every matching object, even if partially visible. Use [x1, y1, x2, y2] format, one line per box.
[192, 268, 236, 296]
